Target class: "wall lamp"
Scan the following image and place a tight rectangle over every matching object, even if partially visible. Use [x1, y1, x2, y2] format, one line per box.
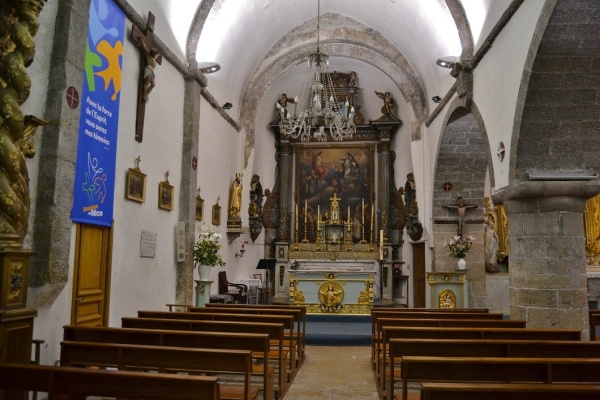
[436, 56, 457, 69]
[432, 96, 442, 103]
[223, 102, 233, 110]
[527, 172, 599, 181]
[199, 62, 221, 74]
[235, 243, 246, 258]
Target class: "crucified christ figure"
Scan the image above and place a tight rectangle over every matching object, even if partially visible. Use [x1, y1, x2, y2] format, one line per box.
[445, 197, 478, 238]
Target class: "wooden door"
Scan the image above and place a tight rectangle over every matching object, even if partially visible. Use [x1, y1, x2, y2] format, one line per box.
[71, 224, 112, 326]
[412, 242, 426, 307]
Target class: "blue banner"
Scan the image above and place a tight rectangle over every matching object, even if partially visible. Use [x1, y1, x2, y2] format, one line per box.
[71, 0, 125, 227]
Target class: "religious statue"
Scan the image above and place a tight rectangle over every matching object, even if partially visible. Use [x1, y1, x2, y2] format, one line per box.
[0, 0, 47, 247]
[138, 39, 160, 102]
[229, 173, 242, 220]
[250, 174, 263, 210]
[319, 283, 343, 308]
[404, 173, 416, 212]
[444, 197, 478, 238]
[276, 93, 295, 118]
[375, 90, 394, 115]
[485, 218, 499, 267]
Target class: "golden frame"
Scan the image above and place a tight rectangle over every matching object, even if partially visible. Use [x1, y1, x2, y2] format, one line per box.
[126, 167, 146, 203]
[196, 194, 204, 221]
[158, 181, 174, 211]
[212, 201, 221, 226]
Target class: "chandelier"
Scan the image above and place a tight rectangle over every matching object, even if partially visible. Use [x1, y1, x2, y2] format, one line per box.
[276, 0, 356, 142]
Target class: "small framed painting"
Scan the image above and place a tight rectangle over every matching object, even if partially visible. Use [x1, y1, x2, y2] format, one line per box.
[158, 181, 174, 211]
[196, 194, 204, 221]
[212, 201, 221, 226]
[126, 167, 146, 203]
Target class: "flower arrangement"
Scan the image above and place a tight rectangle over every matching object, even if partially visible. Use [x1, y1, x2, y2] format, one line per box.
[193, 223, 226, 267]
[443, 235, 476, 259]
[290, 259, 301, 270]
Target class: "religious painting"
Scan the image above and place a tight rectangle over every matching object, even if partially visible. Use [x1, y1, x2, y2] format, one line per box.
[196, 194, 204, 221]
[295, 144, 374, 243]
[126, 167, 146, 203]
[158, 181, 174, 211]
[212, 200, 221, 226]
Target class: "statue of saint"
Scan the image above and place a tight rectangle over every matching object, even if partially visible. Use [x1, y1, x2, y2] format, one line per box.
[229, 173, 242, 219]
[319, 283, 343, 308]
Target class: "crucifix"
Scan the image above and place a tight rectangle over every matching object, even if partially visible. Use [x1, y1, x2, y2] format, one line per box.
[444, 196, 478, 238]
[132, 12, 162, 143]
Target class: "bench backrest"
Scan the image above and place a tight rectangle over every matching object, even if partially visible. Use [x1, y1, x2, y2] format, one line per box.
[0, 363, 219, 400]
[60, 341, 252, 400]
[419, 382, 600, 400]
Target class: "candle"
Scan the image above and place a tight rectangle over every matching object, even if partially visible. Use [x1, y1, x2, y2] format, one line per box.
[304, 200, 307, 224]
[318, 205, 320, 222]
[380, 229, 384, 244]
[295, 203, 299, 231]
[362, 198, 365, 224]
[348, 206, 350, 224]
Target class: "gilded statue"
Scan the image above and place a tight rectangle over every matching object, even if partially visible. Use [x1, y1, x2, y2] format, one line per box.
[319, 282, 343, 308]
[0, 0, 47, 247]
[229, 173, 242, 220]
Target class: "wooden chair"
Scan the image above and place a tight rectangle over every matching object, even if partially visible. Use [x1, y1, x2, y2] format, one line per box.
[218, 271, 248, 304]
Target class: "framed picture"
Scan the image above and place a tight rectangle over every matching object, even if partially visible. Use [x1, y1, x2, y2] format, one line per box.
[158, 181, 174, 211]
[195, 194, 204, 221]
[295, 144, 374, 242]
[212, 202, 221, 226]
[126, 167, 146, 203]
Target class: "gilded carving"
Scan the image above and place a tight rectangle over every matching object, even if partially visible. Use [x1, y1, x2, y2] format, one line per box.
[0, 0, 47, 247]
[8, 262, 23, 303]
[318, 281, 344, 312]
[439, 289, 456, 309]
[586, 193, 600, 266]
[305, 303, 372, 315]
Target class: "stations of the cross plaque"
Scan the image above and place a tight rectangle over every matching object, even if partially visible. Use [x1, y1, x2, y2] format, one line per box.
[132, 12, 162, 143]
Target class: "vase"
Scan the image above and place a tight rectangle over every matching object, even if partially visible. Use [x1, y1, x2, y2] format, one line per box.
[457, 258, 467, 270]
[198, 264, 212, 280]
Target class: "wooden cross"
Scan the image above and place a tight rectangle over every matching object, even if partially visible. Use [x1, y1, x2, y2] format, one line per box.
[134, 156, 141, 168]
[131, 12, 162, 143]
[164, 170, 169, 182]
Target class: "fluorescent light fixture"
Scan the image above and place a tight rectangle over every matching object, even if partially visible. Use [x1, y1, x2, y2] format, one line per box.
[199, 62, 221, 74]
[527, 172, 598, 181]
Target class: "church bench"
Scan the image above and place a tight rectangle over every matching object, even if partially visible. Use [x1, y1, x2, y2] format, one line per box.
[589, 310, 600, 340]
[397, 356, 600, 400]
[136, 310, 298, 377]
[419, 382, 600, 400]
[60, 341, 257, 400]
[376, 326, 581, 398]
[0, 362, 220, 400]
[63, 325, 275, 400]
[200, 304, 306, 367]
[371, 310, 503, 366]
[121, 317, 289, 397]
[371, 307, 490, 313]
[388, 339, 600, 400]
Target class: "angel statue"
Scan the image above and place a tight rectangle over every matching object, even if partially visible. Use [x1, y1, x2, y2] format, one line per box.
[374, 90, 394, 115]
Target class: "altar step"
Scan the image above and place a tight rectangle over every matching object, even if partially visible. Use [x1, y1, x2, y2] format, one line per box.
[305, 314, 371, 346]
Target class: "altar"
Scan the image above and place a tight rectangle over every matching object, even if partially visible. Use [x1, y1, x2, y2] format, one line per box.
[289, 269, 374, 314]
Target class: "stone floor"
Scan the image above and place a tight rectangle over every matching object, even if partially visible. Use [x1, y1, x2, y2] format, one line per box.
[283, 345, 380, 400]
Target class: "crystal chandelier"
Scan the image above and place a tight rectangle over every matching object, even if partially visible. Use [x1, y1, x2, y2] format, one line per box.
[276, 0, 355, 142]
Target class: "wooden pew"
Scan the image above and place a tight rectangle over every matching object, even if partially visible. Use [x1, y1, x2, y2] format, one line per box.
[60, 341, 256, 400]
[201, 303, 307, 366]
[399, 356, 600, 400]
[377, 326, 581, 398]
[63, 325, 275, 400]
[0, 363, 220, 400]
[121, 317, 289, 397]
[371, 310, 503, 367]
[136, 310, 297, 378]
[373, 318, 526, 384]
[590, 309, 600, 340]
[389, 339, 600, 400]
[419, 382, 600, 400]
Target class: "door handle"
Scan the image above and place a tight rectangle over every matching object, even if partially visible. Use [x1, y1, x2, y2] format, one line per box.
[75, 297, 84, 303]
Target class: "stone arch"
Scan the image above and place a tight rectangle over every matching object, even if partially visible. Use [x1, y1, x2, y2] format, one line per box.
[432, 99, 492, 308]
[444, 0, 474, 61]
[512, 0, 600, 183]
[239, 13, 428, 167]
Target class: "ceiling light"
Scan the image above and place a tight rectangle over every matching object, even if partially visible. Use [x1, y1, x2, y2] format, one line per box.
[222, 102, 233, 110]
[432, 96, 442, 103]
[276, 0, 355, 142]
[436, 56, 457, 69]
[199, 62, 221, 74]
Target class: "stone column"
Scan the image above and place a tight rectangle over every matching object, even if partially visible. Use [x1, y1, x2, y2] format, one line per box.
[495, 181, 600, 339]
